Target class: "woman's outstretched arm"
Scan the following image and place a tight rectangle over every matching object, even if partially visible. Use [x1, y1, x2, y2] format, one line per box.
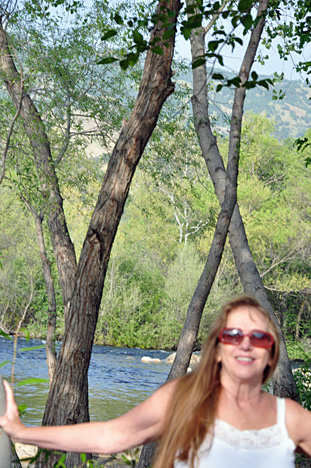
[0, 379, 177, 454]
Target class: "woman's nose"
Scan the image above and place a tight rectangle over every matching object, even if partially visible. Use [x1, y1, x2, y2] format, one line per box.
[239, 335, 252, 350]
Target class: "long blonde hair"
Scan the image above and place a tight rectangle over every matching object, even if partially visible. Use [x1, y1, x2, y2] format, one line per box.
[153, 295, 280, 468]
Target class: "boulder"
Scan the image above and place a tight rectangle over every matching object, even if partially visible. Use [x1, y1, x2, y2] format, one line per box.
[141, 356, 161, 363]
[165, 352, 201, 367]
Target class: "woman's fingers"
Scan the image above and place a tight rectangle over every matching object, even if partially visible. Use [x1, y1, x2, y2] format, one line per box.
[3, 380, 17, 409]
[0, 380, 21, 436]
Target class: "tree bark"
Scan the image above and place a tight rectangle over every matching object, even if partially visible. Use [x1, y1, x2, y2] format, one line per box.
[189, 1, 298, 400]
[0, 23, 77, 318]
[38, 1, 181, 467]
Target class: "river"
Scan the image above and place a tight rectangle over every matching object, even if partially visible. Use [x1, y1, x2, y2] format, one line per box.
[0, 336, 172, 426]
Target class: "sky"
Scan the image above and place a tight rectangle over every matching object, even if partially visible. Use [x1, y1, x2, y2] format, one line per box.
[175, 33, 310, 82]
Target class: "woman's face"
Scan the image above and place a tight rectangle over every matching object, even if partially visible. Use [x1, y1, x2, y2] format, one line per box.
[217, 305, 273, 386]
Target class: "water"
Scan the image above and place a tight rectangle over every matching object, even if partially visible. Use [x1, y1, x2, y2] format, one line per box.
[0, 336, 172, 426]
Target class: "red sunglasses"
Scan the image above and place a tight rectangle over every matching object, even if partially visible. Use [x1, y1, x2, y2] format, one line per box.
[218, 328, 274, 349]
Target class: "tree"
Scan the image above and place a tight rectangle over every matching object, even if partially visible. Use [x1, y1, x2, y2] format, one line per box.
[187, 0, 297, 399]
[0, 0, 182, 466]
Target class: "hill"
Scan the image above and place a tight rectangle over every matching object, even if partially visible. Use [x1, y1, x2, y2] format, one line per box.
[179, 69, 311, 140]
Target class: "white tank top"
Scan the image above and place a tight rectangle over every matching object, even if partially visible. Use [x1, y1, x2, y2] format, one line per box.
[174, 397, 296, 468]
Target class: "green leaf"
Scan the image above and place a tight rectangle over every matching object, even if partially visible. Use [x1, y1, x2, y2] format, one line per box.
[241, 13, 253, 29]
[151, 46, 164, 55]
[216, 84, 223, 92]
[101, 30, 117, 41]
[217, 55, 224, 66]
[251, 71, 258, 80]
[192, 58, 206, 69]
[244, 81, 256, 89]
[212, 73, 224, 80]
[258, 79, 270, 90]
[182, 28, 191, 40]
[0, 360, 10, 368]
[114, 14, 123, 25]
[19, 345, 46, 352]
[238, 0, 254, 11]
[80, 453, 87, 462]
[294, 137, 310, 153]
[18, 328, 30, 341]
[229, 76, 241, 87]
[133, 30, 145, 46]
[120, 60, 130, 70]
[18, 404, 28, 417]
[163, 29, 175, 40]
[16, 378, 49, 387]
[97, 57, 118, 65]
[208, 40, 219, 52]
[235, 37, 243, 46]
[0, 330, 11, 339]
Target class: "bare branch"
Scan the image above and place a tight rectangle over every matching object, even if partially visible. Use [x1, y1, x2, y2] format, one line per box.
[260, 234, 311, 278]
[203, 0, 229, 36]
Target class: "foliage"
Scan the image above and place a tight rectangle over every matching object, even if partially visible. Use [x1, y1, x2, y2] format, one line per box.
[2, 110, 311, 349]
[293, 360, 311, 411]
[1, 1, 311, 353]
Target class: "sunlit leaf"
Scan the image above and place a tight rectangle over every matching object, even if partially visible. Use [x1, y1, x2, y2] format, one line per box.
[0, 360, 10, 368]
[19, 345, 46, 352]
[16, 378, 49, 387]
[18, 404, 28, 417]
[0, 330, 11, 339]
[19, 328, 30, 341]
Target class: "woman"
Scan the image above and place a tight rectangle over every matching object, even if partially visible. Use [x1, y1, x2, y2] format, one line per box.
[1, 295, 311, 467]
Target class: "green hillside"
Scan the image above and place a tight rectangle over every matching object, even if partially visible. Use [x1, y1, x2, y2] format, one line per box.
[180, 69, 311, 140]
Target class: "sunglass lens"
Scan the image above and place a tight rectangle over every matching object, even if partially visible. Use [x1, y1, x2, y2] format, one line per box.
[251, 331, 273, 348]
[222, 329, 242, 345]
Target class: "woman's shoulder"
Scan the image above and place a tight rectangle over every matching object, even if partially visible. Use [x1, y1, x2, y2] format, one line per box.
[284, 396, 311, 452]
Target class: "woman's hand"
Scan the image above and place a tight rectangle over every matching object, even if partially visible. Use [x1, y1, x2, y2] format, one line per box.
[0, 380, 26, 440]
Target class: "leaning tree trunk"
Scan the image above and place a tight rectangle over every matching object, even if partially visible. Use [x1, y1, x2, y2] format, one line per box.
[0, 23, 77, 319]
[37, 1, 181, 467]
[189, 2, 298, 400]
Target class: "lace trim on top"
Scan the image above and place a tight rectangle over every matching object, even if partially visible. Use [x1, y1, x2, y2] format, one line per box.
[211, 419, 289, 450]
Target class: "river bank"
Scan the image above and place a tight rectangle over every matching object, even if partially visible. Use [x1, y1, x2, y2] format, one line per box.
[15, 443, 132, 468]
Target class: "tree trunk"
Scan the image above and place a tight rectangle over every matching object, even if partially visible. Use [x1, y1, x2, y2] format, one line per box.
[0, 23, 77, 318]
[18, 192, 57, 381]
[189, 2, 298, 400]
[34, 214, 57, 381]
[38, 1, 181, 467]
